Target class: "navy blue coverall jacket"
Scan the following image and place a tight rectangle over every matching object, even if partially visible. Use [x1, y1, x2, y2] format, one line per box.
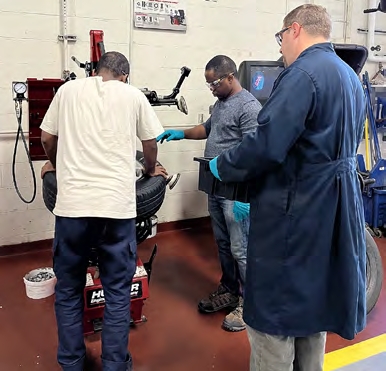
[216, 43, 367, 340]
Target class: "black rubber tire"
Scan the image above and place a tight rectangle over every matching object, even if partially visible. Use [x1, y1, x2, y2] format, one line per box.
[135, 152, 167, 221]
[42, 150, 166, 221]
[365, 228, 383, 314]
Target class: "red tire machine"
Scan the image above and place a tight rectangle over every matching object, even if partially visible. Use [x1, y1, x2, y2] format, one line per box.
[14, 30, 190, 336]
[83, 244, 156, 335]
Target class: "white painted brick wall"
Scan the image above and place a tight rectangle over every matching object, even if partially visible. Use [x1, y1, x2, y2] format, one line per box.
[350, 0, 386, 74]
[0, 0, 381, 246]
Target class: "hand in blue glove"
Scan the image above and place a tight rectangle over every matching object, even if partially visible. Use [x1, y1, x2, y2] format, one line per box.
[209, 157, 221, 180]
[156, 130, 185, 143]
[233, 201, 250, 222]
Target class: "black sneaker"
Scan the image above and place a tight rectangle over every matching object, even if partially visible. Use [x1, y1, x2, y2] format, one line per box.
[198, 284, 239, 313]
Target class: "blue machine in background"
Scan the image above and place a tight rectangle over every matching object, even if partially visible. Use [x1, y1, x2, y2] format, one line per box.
[356, 0, 386, 237]
[358, 73, 386, 237]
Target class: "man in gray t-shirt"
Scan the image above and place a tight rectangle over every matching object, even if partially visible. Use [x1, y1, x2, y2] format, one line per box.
[203, 88, 261, 158]
[157, 55, 262, 332]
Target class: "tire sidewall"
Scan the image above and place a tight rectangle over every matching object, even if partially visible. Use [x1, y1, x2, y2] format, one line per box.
[365, 228, 383, 314]
[42, 150, 167, 220]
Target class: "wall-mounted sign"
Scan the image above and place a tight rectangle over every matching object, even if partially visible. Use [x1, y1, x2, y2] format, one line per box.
[134, 0, 187, 31]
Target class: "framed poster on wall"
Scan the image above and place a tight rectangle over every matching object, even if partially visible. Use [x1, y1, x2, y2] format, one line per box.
[134, 0, 187, 31]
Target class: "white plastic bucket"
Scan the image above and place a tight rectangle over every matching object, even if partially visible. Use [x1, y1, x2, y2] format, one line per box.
[23, 267, 57, 300]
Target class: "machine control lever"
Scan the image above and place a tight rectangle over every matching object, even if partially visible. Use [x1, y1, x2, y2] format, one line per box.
[71, 56, 92, 77]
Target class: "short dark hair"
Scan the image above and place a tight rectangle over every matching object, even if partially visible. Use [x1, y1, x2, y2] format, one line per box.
[284, 4, 332, 40]
[95, 51, 130, 77]
[205, 55, 238, 78]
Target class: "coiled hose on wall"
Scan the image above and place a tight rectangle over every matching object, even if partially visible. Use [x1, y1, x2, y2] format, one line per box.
[12, 99, 37, 204]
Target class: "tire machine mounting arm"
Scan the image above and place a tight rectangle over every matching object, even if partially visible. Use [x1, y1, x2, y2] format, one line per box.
[71, 30, 191, 114]
[23, 29, 190, 161]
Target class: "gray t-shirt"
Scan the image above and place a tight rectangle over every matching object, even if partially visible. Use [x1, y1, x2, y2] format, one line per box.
[203, 89, 262, 158]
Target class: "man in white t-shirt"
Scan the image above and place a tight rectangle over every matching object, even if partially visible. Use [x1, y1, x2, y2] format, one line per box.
[40, 51, 166, 371]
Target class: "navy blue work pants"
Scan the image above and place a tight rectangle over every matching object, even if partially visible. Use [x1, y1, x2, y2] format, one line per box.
[53, 216, 137, 371]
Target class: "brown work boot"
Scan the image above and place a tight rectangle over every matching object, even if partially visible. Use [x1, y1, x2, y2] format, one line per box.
[222, 297, 245, 332]
[198, 284, 239, 313]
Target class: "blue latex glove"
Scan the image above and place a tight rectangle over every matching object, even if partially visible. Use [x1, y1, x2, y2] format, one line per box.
[209, 157, 221, 180]
[156, 130, 185, 143]
[233, 201, 250, 222]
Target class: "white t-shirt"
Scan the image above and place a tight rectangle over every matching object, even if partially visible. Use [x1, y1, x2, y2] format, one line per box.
[40, 76, 164, 219]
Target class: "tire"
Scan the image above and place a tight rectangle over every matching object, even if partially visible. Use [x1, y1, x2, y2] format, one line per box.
[135, 152, 167, 221]
[42, 150, 166, 221]
[365, 228, 383, 314]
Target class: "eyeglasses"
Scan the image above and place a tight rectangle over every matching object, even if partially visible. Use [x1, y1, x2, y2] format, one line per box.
[205, 72, 234, 89]
[275, 26, 291, 46]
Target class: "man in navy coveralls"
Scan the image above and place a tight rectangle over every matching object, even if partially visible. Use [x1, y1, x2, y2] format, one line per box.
[209, 4, 367, 370]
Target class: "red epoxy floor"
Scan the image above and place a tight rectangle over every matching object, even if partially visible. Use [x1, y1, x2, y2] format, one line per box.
[0, 225, 385, 370]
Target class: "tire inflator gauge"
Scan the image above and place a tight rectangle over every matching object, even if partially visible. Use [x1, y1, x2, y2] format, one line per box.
[11, 81, 37, 204]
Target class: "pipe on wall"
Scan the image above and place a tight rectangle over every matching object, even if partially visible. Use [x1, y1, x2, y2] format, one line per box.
[343, 0, 351, 43]
[367, 0, 386, 62]
[128, 0, 134, 84]
[61, 0, 70, 76]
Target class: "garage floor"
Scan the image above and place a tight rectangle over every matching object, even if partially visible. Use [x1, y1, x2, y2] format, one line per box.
[0, 223, 385, 371]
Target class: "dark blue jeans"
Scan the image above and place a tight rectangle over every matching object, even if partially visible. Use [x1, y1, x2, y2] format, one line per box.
[208, 195, 249, 296]
[53, 216, 137, 371]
